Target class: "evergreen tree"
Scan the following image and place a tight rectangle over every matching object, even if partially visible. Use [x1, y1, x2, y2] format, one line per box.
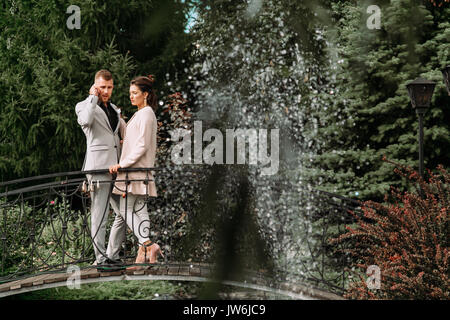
[0, 0, 192, 180]
[315, 0, 450, 200]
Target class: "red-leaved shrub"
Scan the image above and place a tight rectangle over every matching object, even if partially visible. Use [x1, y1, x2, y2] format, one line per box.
[331, 160, 449, 299]
[428, 0, 449, 7]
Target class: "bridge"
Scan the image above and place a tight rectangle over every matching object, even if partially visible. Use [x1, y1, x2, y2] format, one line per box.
[0, 262, 344, 299]
[0, 167, 360, 299]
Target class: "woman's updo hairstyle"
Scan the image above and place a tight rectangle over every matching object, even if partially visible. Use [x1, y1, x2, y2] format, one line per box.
[130, 74, 158, 111]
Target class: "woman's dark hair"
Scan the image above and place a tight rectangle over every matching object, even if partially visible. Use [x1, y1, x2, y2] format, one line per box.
[130, 75, 158, 111]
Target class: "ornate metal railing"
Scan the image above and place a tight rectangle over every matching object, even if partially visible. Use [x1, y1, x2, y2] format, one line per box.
[0, 167, 362, 296]
[0, 168, 201, 280]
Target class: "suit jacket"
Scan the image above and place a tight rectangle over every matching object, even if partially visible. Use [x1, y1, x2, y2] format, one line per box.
[75, 95, 126, 171]
[112, 106, 157, 197]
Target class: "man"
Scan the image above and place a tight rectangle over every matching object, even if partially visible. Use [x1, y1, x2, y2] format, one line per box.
[75, 69, 126, 269]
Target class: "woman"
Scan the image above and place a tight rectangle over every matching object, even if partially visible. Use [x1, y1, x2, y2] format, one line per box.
[109, 75, 163, 268]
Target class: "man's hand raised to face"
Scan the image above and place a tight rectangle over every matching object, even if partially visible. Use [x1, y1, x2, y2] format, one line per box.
[89, 84, 99, 96]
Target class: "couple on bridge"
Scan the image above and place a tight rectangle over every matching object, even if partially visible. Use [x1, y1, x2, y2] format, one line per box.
[75, 69, 163, 271]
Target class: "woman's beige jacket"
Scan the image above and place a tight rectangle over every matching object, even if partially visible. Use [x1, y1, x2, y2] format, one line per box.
[113, 106, 157, 196]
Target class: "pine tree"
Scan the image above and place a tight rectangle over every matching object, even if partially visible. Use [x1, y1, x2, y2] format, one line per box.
[0, 0, 192, 180]
[315, 0, 450, 201]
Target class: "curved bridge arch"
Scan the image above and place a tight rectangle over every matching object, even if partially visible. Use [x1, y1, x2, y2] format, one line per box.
[0, 262, 343, 300]
[0, 168, 361, 300]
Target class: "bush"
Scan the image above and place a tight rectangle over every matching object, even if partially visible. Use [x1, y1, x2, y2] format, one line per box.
[331, 160, 449, 299]
[0, 196, 95, 278]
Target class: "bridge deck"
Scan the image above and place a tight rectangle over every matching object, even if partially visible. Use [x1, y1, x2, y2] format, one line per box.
[0, 262, 344, 300]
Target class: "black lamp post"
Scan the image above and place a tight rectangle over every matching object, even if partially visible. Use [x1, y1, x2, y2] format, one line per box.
[406, 77, 436, 180]
[442, 66, 450, 96]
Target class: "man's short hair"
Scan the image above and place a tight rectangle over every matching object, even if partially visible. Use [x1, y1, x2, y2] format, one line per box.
[95, 69, 113, 81]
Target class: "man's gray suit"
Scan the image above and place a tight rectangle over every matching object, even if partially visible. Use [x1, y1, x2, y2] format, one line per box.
[75, 94, 126, 264]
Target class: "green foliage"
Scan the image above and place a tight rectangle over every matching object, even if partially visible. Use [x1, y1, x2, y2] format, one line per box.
[0, 199, 35, 275]
[0, 0, 192, 181]
[30, 198, 93, 270]
[0, 197, 93, 277]
[5, 280, 193, 300]
[188, 0, 450, 203]
[315, 0, 450, 200]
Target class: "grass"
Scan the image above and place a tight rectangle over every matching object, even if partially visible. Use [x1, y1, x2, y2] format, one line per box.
[3, 280, 198, 300]
[3, 279, 297, 300]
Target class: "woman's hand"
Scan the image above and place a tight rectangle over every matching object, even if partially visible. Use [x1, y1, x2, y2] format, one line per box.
[109, 164, 121, 174]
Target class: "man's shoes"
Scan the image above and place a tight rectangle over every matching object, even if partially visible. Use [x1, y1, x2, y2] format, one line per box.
[96, 258, 126, 272]
[108, 258, 124, 265]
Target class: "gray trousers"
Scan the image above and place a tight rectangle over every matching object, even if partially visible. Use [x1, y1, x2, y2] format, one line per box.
[115, 194, 151, 246]
[87, 173, 125, 264]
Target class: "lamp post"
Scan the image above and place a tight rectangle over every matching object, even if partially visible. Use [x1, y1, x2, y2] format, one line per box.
[406, 77, 436, 180]
[442, 66, 450, 96]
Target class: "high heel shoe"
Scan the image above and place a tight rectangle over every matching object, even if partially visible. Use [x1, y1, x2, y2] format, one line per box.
[126, 240, 151, 272]
[146, 243, 164, 264]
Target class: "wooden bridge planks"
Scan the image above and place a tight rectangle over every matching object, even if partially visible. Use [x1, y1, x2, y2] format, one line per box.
[167, 265, 180, 276]
[80, 267, 101, 279]
[0, 262, 344, 300]
[189, 266, 201, 277]
[0, 263, 209, 295]
[178, 266, 190, 276]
